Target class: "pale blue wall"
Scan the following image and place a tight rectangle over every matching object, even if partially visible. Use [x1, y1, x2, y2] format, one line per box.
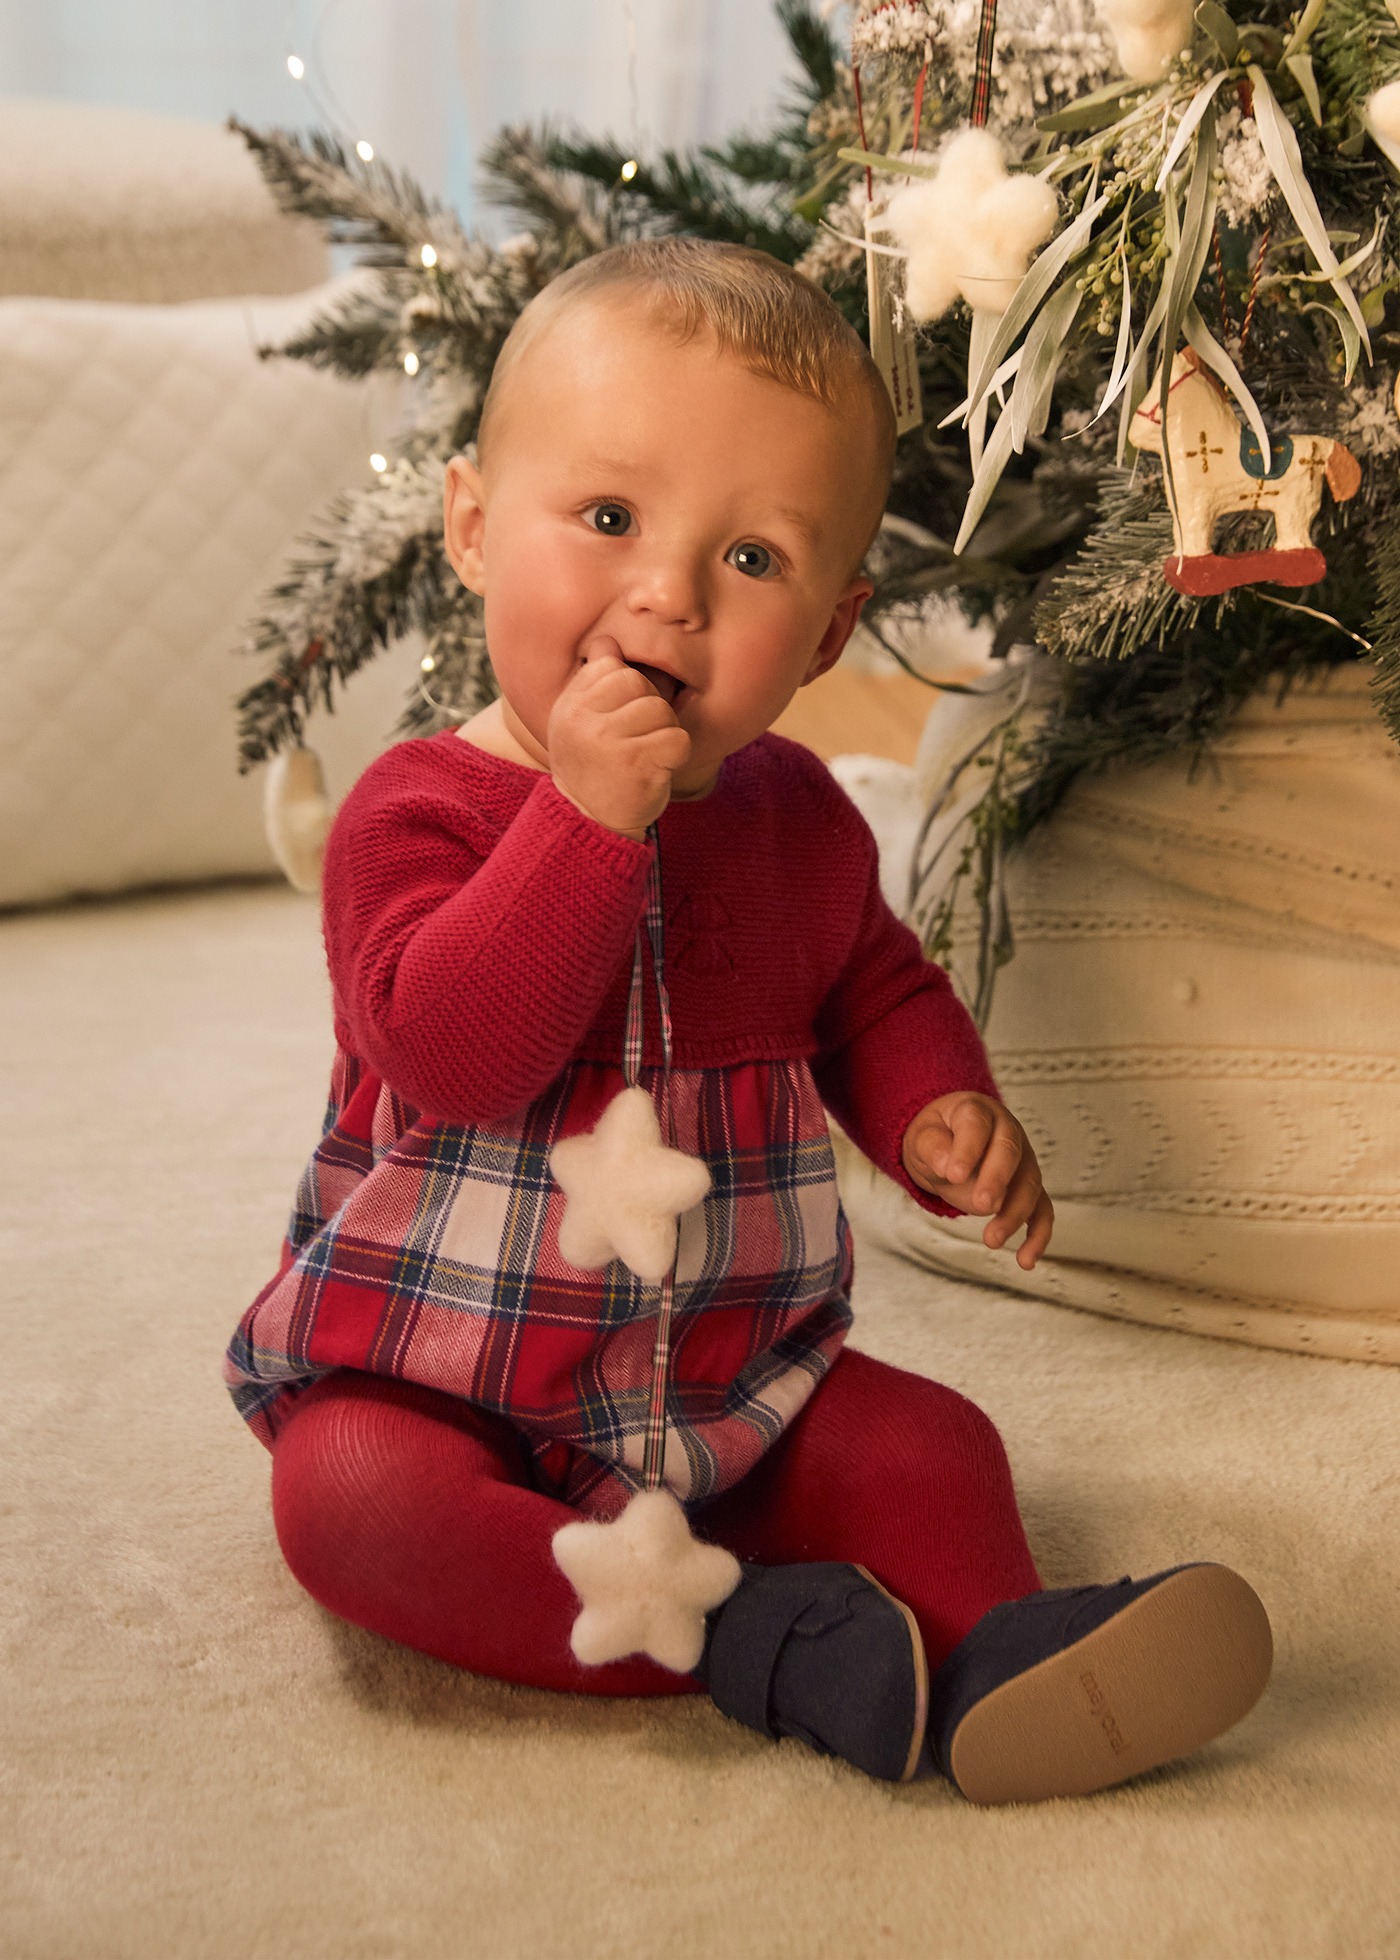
[0, 0, 802, 228]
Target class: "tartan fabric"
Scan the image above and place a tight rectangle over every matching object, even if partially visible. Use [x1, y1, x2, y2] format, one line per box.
[225, 1049, 853, 1517]
[970, 0, 999, 127]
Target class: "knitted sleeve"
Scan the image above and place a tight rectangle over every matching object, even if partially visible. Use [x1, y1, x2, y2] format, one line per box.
[807, 769, 998, 1218]
[322, 744, 652, 1124]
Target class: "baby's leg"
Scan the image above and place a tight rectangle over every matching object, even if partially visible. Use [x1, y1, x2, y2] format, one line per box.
[270, 1370, 704, 1698]
[698, 1348, 1039, 1673]
[700, 1351, 1270, 1803]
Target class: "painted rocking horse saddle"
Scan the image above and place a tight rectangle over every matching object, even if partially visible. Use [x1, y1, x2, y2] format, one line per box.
[1239, 428, 1294, 481]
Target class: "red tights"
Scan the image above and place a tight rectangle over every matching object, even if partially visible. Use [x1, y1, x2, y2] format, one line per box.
[270, 1349, 1041, 1696]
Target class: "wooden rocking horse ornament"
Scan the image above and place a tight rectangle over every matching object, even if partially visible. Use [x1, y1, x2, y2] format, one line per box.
[1129, 348, 1362, 597]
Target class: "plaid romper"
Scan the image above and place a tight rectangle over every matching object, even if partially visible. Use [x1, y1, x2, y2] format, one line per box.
[225, 731, 993, 1517]
[225, 1047, 852, 1514]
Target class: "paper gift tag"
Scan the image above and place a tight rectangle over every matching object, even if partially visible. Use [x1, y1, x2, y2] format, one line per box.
[865, 206, 923, 436]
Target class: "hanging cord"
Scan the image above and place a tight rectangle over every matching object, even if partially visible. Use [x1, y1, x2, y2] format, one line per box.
[621, 831, 678, 1492]
[1212, 224, 1235, 341]
[1239, 225, 1270, 352]
[970, 0, 1000, 128]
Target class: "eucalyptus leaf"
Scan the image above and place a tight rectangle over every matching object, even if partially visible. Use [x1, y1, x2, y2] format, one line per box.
[836, 146, 939, 181]
[1284, 52, 1323, 127]
[1182, 302, 1270, 467]
[940, 349, 1024, 428]
[1036, 80, 1139, 133]
[1086, 251, 1134, 428]
[1156, 72, 1230, 192]
[965, 187, 1108, 411]
[1247, 65, 1370, 372]
[1195, 0, 1239, 63]
[1298, 299, 1359, 369]
[1157, 111, 1219, 511]
[1010, 280, 1083, 450]
[954, 406, 1018, 555]
[1282, 0, 1329, 58]
[1117, 279, 1170, 465]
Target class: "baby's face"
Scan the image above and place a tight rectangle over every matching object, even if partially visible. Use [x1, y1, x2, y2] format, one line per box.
[444, 298, 881, 797]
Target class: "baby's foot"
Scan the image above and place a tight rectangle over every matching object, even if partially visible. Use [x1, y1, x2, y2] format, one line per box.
[698, 1562, 928, 1782]
[929, 1563, 1272, 1805]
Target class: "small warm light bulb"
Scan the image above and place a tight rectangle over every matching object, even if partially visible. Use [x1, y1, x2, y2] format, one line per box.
[369, 452, 388, 473]
[403, 351, 420, 376]
[421, 654, 437, 672]
[620, 158, 639, 182]
[286, 54, 305, 79]
[356, 139, 374, 162]
[420, 243, 438, 268]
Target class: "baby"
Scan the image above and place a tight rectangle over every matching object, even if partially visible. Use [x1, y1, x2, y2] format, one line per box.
[227, 237, 1270, 1801]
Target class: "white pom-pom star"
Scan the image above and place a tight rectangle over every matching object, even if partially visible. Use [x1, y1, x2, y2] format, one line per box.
[1096, 0, 1193, 80]
[884, 128, 1058, 322]
[553, 1488, 742, 1672]
[550, 1084, 711, 1283]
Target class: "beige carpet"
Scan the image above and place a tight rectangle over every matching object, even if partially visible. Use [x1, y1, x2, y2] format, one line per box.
[3, 882, 1399, 1960]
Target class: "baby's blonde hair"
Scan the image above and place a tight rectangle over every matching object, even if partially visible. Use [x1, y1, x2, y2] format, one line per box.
[478, 237, 896, 517]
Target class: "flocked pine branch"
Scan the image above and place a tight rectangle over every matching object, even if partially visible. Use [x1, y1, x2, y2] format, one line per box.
[233, 461, 495, 769]
[230, 120, 463, 266]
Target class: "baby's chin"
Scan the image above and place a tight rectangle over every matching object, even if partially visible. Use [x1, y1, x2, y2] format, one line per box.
[669, 759, 722, 802]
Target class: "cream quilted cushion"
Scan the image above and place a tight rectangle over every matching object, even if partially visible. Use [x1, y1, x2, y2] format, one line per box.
[0, 99, 327, 304]
[833, 662, 1400, 1364]
[0, 279, 418, 909]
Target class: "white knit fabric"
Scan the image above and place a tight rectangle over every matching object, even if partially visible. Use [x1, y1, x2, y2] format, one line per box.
[833, 662, 1400, 1364]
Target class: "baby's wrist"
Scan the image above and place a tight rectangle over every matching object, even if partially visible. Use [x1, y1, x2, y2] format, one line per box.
[552, 775, 649, 842]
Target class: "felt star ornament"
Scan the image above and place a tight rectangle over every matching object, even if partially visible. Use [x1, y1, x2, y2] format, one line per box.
[549, 1084, 711, 1283]
[552, 1488, 742, 1671]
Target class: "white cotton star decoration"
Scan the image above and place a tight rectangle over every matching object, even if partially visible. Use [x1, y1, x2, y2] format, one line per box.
[548, 1083, 740, 1670]
[549, 1084, 711, 1283]
[553, 1489, 742, 1672]
[883, 128, 1058, 324]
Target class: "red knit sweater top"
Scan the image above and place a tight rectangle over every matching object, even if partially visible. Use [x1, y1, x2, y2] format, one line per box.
[320, 728, 997, 1215]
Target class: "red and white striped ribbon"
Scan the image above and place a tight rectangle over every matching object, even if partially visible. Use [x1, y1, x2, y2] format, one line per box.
[624, 834, 679, 1492]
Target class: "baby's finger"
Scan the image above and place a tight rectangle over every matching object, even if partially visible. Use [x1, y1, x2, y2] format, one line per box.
[579, 634, 624, 669]
[1015, 1191, 1055, 1270]
[608, 691, 683, 739]
[966, 1112, 1024, 1211]
[942, 1099, 997, 1186]
[982, 1154, 1042, 1249]
[906, 1112, 956, 1183]
[638, 725, 691, 773]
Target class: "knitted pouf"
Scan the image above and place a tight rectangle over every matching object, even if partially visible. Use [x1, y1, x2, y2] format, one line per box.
[834, 660, 1400, 1365]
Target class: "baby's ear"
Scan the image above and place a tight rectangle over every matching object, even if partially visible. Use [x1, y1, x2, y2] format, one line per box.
[443, 453, 488, 593]
[802, 577, 873, 685]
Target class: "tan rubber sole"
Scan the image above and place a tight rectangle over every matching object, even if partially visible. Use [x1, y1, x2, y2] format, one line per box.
[948, 1564, 1273, 1806]
[853, 1564, 929, 1783]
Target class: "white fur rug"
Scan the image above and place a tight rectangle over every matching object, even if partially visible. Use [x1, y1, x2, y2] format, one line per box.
[3, 883, 1399, 1959]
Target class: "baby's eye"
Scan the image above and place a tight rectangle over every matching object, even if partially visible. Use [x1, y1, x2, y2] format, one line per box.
[727, 542, 778, 580]
[586, 503, 633, 536]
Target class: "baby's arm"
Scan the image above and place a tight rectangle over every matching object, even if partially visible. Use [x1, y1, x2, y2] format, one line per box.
[807, 756, 1051, 1262]
[324, 748, 654, 1125]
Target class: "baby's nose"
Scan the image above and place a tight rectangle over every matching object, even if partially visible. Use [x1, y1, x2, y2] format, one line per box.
[626, 551, 707, 629]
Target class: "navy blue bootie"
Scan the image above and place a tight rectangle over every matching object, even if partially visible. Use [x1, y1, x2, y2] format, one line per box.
[929, 1563, 1272, 1805]
[699, 1562, 928, 1782]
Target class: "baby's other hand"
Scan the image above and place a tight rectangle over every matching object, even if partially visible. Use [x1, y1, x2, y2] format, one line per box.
[548, 637, 692, 838]
[901, 1092, 1054, 1270]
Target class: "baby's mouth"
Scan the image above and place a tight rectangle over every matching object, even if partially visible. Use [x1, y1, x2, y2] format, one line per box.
[627, 660, 684, 707]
